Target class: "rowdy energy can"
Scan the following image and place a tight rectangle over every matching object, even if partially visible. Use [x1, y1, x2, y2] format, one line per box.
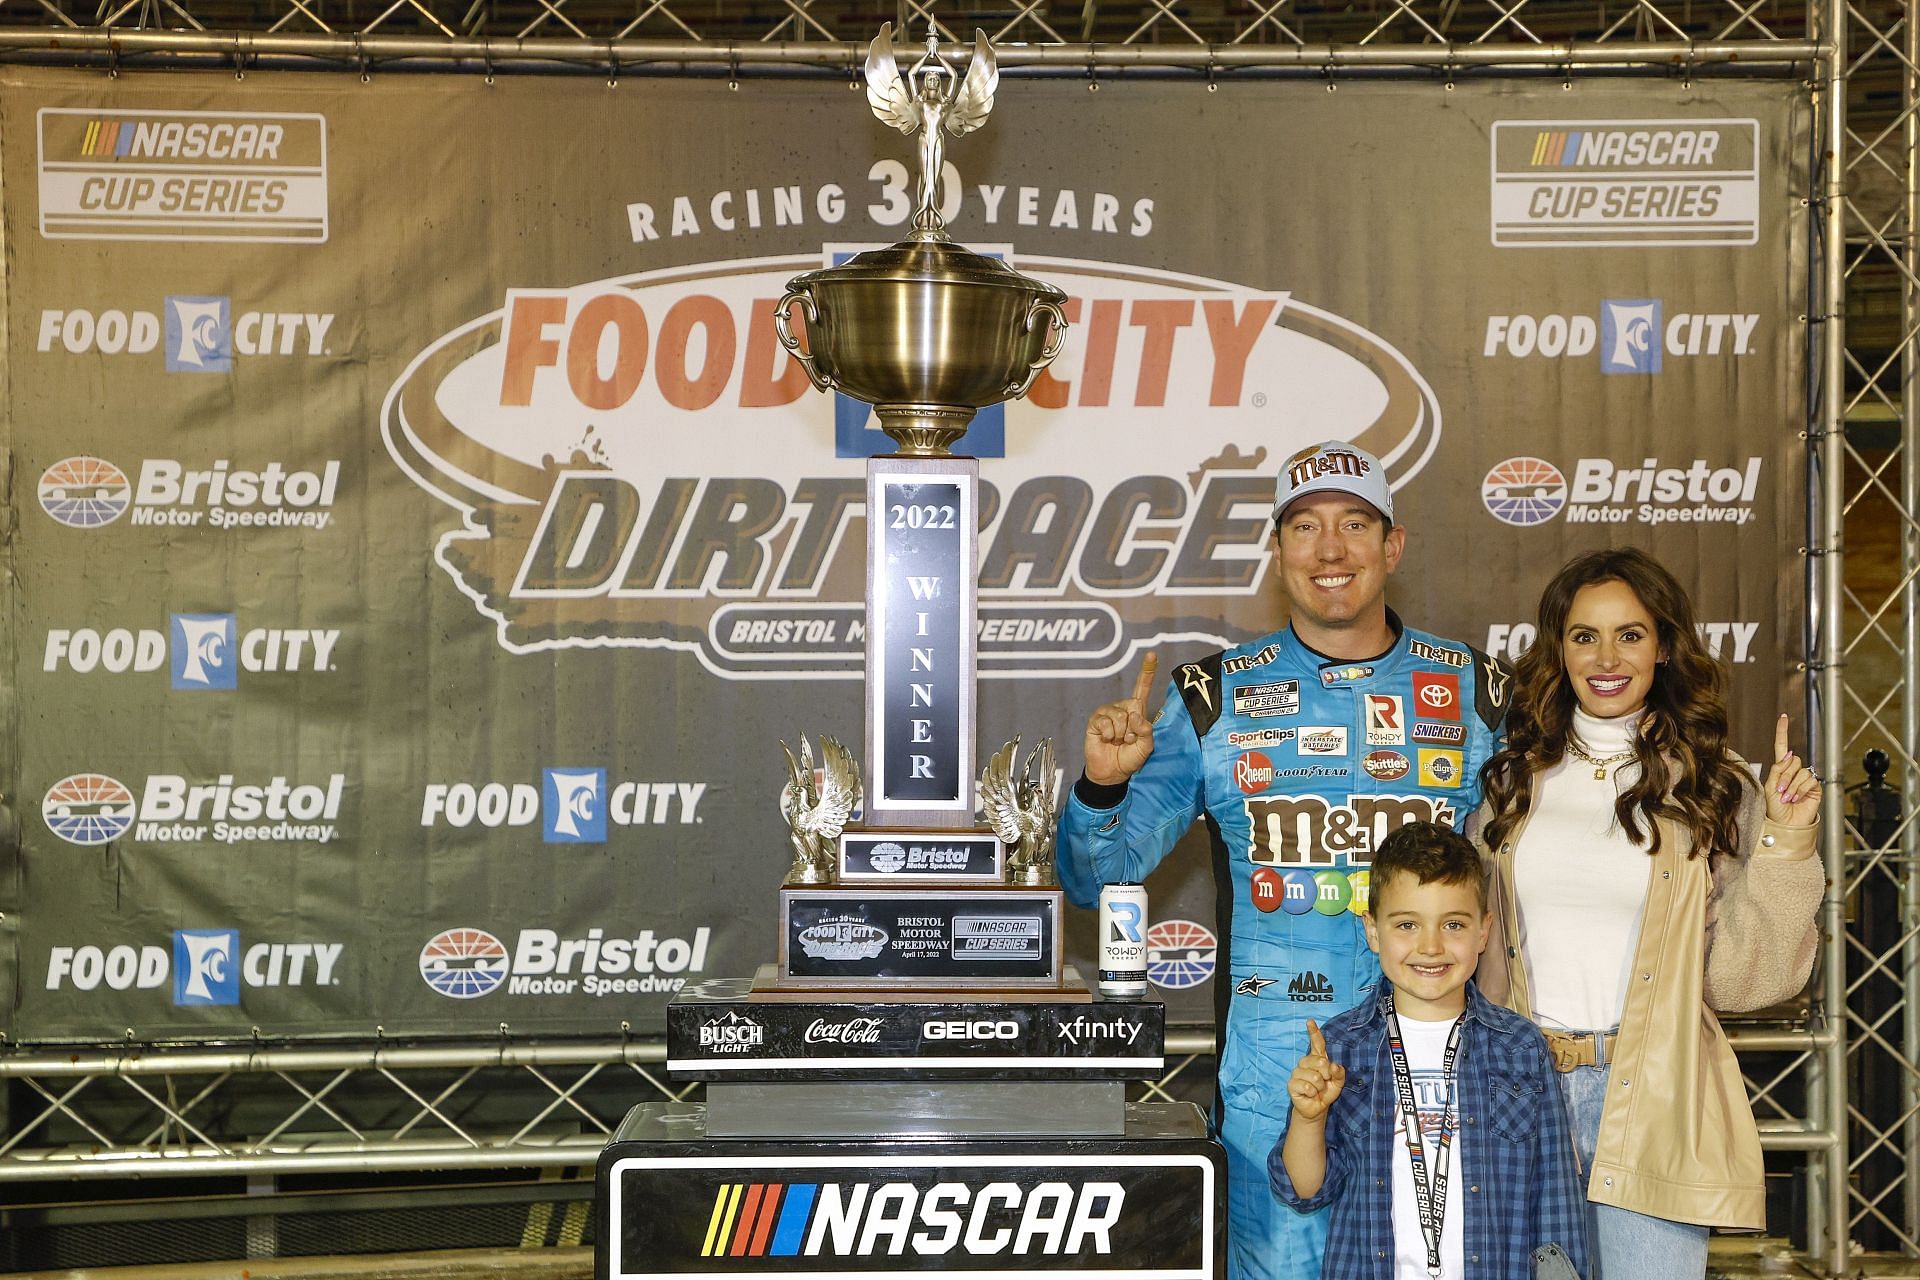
[1098, 882, 1149, 999]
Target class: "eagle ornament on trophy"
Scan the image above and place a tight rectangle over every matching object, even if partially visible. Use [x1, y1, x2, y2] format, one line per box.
[779, 735, 860, 885]
[980, 737, 1059, 888]
[864, 22, 998, 233]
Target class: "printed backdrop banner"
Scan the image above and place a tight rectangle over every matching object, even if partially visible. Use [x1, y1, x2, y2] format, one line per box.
[0, 69, 1809, 1040]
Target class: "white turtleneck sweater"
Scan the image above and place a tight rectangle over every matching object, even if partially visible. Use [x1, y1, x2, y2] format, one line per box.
[1512, 706, 1652, 1033]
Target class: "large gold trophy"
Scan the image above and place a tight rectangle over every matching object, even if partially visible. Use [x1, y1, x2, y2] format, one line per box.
[762, 24, 1075, 998]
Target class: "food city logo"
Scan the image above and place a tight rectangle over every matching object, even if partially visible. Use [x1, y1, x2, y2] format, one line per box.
[417, 924, 711, 999]
[37, 455, 343, 531]
[36, 108, 328, 244]
[43, 615, 340, 689]
[420, 772, 708, 843]
[1483, 300, 1758, 373]
[1485, 619, 1762, 665]
[41, 771, 347, 847]
[1489, 118, 1761, 248]
[380, 254, 1443, 680]
[44, 930, 344, 1005]
[1481, 455, 1764, 528]
[37, 298, 335, 371]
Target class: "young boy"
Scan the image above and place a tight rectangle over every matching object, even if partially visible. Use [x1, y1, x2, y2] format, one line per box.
[1268, 822, 1589, 1280]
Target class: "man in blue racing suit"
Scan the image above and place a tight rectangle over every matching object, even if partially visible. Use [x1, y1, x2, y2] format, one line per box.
[1056, 440, 1509, 1280]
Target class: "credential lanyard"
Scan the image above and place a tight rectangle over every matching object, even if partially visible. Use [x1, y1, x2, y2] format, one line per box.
[1384, 990, 1463, 1280]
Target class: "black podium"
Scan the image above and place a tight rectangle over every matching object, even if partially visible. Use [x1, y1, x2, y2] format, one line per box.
[595, 975, 1226, 1278]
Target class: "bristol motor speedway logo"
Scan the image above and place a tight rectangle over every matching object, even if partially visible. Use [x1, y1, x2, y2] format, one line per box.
[43, 615, 341, 689]
[37, 455, 342, 531]
[418, 925, 711, 999]
[42, 771, 347, 847]
[381, 255, 1444, 680]
[1481, 455, 1764, 527]
[43, 930, 344, 1006]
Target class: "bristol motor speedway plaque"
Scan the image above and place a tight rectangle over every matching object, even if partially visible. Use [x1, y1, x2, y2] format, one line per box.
[777, 888, 1062, 987]
[598, 1102, 1223, 1280]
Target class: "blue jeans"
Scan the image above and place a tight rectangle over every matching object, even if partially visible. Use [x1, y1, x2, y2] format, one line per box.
[1557, 1061, 1711, 1280]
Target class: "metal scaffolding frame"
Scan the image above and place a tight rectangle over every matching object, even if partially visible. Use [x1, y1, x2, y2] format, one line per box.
[0, 1, 1907, 1273]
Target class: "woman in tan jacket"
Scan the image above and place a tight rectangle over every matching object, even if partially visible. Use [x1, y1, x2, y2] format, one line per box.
[1472, 548, 1822, 1280]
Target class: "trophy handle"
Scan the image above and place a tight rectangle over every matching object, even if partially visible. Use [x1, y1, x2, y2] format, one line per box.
[1004, 298, 1069, 400]
[774, 290, 837, 393]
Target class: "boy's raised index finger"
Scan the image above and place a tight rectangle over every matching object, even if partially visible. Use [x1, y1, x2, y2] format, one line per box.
[1129, 651, 1160, 710]
[1306, 1018, 1326, 1056]
[1774, 713, 1791, 763]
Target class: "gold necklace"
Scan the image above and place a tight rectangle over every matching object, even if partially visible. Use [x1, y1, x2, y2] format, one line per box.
[1566, 739, 1637, 780]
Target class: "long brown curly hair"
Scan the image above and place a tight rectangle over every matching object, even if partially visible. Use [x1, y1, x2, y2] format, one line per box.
[1480, 548, 1751, 857]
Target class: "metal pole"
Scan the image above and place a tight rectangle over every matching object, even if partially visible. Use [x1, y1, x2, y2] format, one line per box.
[1818, 0, 1853, 1264]
[1905, 0, 1920, 1244]
[0, 29, 1826, 69]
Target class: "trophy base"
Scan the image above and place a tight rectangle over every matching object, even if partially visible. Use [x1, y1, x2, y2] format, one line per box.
[774, 885, 1066, 990]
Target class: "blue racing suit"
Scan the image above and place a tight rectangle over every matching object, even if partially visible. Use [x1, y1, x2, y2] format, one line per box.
[1057, 613, 1509, 1280]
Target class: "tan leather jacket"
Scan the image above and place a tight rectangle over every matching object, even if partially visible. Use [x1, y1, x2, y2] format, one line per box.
[1472, 781, 1822, 1229]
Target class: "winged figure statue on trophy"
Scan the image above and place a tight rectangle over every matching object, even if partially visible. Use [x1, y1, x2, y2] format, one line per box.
[980, 736, 1059, 887]
[864, 22, 998, 233]
[779, 734, 860, 884]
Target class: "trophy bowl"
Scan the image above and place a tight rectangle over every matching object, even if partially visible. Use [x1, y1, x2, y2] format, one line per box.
[775, 231, 1069, 455]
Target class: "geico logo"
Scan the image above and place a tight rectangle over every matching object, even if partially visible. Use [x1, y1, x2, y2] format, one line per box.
[497, 289, 1262, 416]
[140, 774, 346, 822]
[1486, 620, 1759, 665]
[37, 310, 333, 356]
[1484, 313, 1757, 358]
[798, 1180, 1125, 1256]
[921, 1019, 1019, 1040]
[44, 941, 341, 990]
[420, 781, 709, 826]
[44, 627, 338, 673]
[514, 470, 1269, 601]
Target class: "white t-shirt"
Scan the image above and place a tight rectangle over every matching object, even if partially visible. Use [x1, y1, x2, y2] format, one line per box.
[1512, 707, 1651, 1032]
[1389, 1012, 1465, 1280]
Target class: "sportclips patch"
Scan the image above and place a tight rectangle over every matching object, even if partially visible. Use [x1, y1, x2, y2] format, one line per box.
[605, 1153, 1216, 1277]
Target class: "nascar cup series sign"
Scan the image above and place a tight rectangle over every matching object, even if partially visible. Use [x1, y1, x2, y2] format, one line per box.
[1, 71, 1804, 1040]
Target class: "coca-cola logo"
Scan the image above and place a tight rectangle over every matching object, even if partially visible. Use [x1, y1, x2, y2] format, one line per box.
[804, 1016, 886, 1045]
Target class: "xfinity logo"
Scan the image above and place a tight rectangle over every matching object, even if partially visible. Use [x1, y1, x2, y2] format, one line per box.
[1054, 1014, 1144, 1046]
[42, 618, 339, 687]
[43, 933, 343, 1004]
[420, 776, 707, 838]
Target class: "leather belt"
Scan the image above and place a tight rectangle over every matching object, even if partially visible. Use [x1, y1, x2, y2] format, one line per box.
[1542, 1028, 1619, 1073]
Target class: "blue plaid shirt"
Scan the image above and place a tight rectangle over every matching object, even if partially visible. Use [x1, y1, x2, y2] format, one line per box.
[1268, 982, 1591, 1280]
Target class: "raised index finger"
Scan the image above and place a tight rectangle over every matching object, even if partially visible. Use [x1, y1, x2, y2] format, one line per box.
[1774, 713, 1790, 763]
[1129, 652, 1160, 711]
[1306, 1018, 1327, 1058]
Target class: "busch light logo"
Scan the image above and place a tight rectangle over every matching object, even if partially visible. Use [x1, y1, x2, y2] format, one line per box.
[418, 927, 510, 998]
[1481, 457, 1569, 527]
[1600, 299, 1662, 374]
[170, 613, 236, 689]
[542, 767, 606, 843]
[39, 455, 131, 527]
[173, 928, 240, 1005]
[42, 772, 136, 845]
[165, 296, 232, 373]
